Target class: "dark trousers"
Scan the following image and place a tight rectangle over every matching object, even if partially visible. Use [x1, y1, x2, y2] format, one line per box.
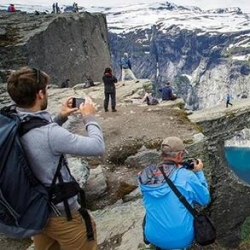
[104, 92, 116, 110]
[226, 100, 232, 108]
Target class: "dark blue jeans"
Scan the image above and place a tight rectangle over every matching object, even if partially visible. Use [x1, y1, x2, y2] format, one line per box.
[104, 92, 116, 110]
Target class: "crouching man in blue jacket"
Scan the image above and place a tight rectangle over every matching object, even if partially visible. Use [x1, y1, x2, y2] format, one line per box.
[138, 136, 210, 250]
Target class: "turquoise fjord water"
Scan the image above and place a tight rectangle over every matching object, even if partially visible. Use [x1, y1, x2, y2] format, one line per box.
[225, 146, 250, 185]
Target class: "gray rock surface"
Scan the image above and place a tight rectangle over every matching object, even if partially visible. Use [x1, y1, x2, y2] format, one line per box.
[189, 98, 250, 248]
[0, 12, 110, 85]
[125, 149, 160, 168]
[85, 165, 107, 199]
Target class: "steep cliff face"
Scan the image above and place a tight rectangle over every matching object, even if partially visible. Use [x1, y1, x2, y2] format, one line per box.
[107, 3, 250, 110]
[189, 100, 250, 248]
[0, 12, 110, 85]
[110, 26, 250, 110]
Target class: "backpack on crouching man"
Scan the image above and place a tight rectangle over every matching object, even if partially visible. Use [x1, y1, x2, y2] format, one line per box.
[0, 106, 94, 240]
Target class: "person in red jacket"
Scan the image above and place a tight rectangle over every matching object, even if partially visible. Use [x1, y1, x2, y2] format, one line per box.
[7, 4, 16, 12]
[102, 67, 118, 112]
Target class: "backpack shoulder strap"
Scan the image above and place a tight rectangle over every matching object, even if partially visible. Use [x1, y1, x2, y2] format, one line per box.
[19, 117, 50, 136]
[49, 155, 94, 240]
[1, 106, 50, 136]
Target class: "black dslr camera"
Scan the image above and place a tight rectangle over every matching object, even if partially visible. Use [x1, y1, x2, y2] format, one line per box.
[182, 158, 199, 170]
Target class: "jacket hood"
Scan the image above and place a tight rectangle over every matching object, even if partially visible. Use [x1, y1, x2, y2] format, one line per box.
[140, 182, 172, 198]
[138, 164, 178, 199]
[16, 108, 52, 122]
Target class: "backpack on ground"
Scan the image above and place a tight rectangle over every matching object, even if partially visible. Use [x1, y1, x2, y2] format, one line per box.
[145, 95, 159, 106]
[151, 98, 159, 105]
[0, 106, 94, 240]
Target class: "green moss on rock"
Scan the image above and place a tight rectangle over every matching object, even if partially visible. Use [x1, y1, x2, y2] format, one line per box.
[240, 216, 250, 243]
[115, 182, 137, 200]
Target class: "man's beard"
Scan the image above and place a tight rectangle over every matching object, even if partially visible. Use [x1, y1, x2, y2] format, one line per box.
[40, 98, 48, 110]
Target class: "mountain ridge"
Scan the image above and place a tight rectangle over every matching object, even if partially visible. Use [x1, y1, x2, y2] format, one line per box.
[0, 1, 248, 34]
[2, 2, 250, 111]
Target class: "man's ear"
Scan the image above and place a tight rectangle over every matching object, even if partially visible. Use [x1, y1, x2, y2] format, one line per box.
[176, 152, 182, 162]
[37, 89, 45, 100]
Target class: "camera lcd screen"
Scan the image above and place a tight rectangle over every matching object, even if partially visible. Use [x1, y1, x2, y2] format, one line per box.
[72, 98, 85, 108]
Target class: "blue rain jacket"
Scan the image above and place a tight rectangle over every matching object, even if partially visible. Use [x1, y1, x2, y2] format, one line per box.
[138, 164, 210, 249]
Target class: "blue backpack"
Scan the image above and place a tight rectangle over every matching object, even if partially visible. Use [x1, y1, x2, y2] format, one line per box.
[0, 106, 94, 240]
[0, 106, 50, 238]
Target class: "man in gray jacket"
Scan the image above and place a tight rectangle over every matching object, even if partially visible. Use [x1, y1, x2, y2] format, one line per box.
[7, 67, 105, 250]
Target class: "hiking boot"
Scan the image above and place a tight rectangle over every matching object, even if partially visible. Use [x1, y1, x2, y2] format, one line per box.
[112, 109, 117, 112]
[135, 80, 139, 83]
[105, 108, 109, 112]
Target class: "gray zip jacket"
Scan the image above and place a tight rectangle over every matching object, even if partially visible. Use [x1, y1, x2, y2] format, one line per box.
[17, 108, 105, 215]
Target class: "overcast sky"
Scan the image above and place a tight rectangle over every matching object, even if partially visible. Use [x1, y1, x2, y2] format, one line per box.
[1, 0, 250, 13]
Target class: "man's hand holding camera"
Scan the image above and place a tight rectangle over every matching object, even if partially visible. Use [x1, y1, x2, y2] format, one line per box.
[59, 96, 96, 118]
[59, 97, 78, 118]
[192, 158, 203, 172]
[79, 97, 96, 116]
[184, 158, 203, 172]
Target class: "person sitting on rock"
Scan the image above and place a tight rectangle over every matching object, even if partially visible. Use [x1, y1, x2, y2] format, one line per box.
[83, 77, 95, 88]
[61, 79, 70, 88]
[142, 91, 159, 105]
[7, 4, 16, 12]
[158, 82, 177, 101]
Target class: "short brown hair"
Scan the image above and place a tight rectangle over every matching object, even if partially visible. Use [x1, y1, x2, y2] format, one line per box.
[7, 67, 50, 108]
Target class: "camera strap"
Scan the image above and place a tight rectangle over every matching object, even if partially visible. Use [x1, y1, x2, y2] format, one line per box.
[162, 160, 176, 165]
[158, 166, 198, 217]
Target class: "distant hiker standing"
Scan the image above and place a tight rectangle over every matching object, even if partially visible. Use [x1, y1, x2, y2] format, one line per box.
[226, 93, 233, 108]
[55, 2, 60, 13]
[102, 67, 118, 112]
[120, 52, 139, 85]
[52, 3, 56, 13]
[52, 2, 60, 13]
[73, 2, 79, 12]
